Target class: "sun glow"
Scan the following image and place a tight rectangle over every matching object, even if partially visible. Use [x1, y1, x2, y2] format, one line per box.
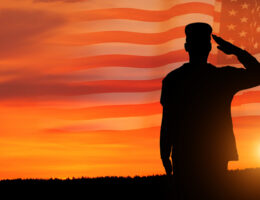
[256, 145, 260, 160]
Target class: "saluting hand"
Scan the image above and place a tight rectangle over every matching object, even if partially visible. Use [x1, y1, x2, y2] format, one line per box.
[212, 34, 243, 55]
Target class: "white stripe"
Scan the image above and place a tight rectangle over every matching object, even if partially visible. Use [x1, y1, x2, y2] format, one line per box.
[51, 114, 162, 131]
[77, 0, 216, 11]
[71, 14, 214, 34]
[59, 65, 260, 88]
[213, 22, 220, 33]
[63, 62, 186, 81]
[71, 38, 186, 57]
[34, 91, 162, 109]
[64, 55, 260, 83]
[214, 1, 222, 12]
[70, 30, 255, 59]
[162, 0, 216, 9]
[52, 102, 260, 131]
[32, 85, 260, 110]
[232, 103, 260, 117]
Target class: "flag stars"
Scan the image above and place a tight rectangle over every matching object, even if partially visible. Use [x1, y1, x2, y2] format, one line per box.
[239, 31, 247, 37]
[227, 38, 235, 43]
[240, 45, 246, 50]
[251, 22, 257, 27]
[227, 24, 236, 30]
[229, 9, 237, 16]
[254, 42, 258, 49]
[226, 55, 234, 59]
[240, 17, 248, 23]
[241, 3, 249, 9]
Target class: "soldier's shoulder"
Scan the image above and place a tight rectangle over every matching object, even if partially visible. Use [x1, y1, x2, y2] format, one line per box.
[217, 65, 245, 73]
[163, 63, 188, 83]
[218, 65, 235, 70]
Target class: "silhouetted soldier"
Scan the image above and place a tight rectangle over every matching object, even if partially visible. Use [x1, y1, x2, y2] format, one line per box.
[160, 22, 260, 199]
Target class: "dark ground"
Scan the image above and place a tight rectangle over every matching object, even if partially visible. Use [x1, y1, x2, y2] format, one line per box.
[1, 168, 260, 199]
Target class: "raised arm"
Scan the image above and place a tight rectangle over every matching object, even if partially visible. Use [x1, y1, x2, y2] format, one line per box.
[213, 34, 260, 89]
[212, 34, 260, 71]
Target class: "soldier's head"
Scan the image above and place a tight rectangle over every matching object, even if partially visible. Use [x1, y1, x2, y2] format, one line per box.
[184, 22, 212, 63]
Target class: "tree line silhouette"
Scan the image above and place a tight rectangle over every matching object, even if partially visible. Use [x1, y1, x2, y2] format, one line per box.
[1, 168, 260, 200]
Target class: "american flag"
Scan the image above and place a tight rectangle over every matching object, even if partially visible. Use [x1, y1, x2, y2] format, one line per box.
[49, 0, 259, 133]
[50, 0, 222, 131]
[217, 0, 260, 64]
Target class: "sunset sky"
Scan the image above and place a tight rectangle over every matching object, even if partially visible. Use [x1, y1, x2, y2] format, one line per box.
[0, 0, 259, 179]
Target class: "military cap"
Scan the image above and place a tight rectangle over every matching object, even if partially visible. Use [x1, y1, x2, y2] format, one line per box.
[185, 22, 212, 43]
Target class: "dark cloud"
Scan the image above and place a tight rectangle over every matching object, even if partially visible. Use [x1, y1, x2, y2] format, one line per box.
[0, 8, 66, 58]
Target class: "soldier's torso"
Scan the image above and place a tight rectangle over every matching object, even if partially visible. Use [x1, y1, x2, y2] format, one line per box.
[163, 63, 238, 162]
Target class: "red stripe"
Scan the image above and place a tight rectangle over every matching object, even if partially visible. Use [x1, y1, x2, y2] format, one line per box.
[41, 102, 162, 120]
[61, 26, 185, 45]
[232, 91, 260, 106]
[22, 91, 260, 120]
[0, 79, 162, 98]
[1, 74, 258, 100]
[61, 50, 188, 72]
[44, 116, 260, 135]
[74, 2, 215, 22]
[44, 126, 161, 139]
[68, 79, 162, 94]
[232, 116, 260, 128]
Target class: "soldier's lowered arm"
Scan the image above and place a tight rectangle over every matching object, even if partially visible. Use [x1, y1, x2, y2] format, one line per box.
[160, 107, 173, 176]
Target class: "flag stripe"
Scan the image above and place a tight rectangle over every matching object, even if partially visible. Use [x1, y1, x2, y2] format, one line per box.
[61, 27, 185, 45]
[5, 89, 259, 113]
[1, 91, 162, 109]
[77, 0, 216, 11]
[57, 62, 185, 81]
[44, 116, 259, 137]
[75, 2, 215, 22]
[52, 55, 260, 82]
[35, 91, 260, 121]
[44, 116, 259, 139]
[233, 90, 260, 106]
[67, 79, 162, 94]
[0, 79, 160, 97]
[61, 24, 225, 46]
[37, 103, 162, 121]
[71, 38, 186, 57]
[44, 105, 260, 132]
[71, 14, 215, 34]
[232, 103, 260, 117]
[45, 114, 162, 132]
[62, 50, 188, 72]
[26, 80, 258, 98]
